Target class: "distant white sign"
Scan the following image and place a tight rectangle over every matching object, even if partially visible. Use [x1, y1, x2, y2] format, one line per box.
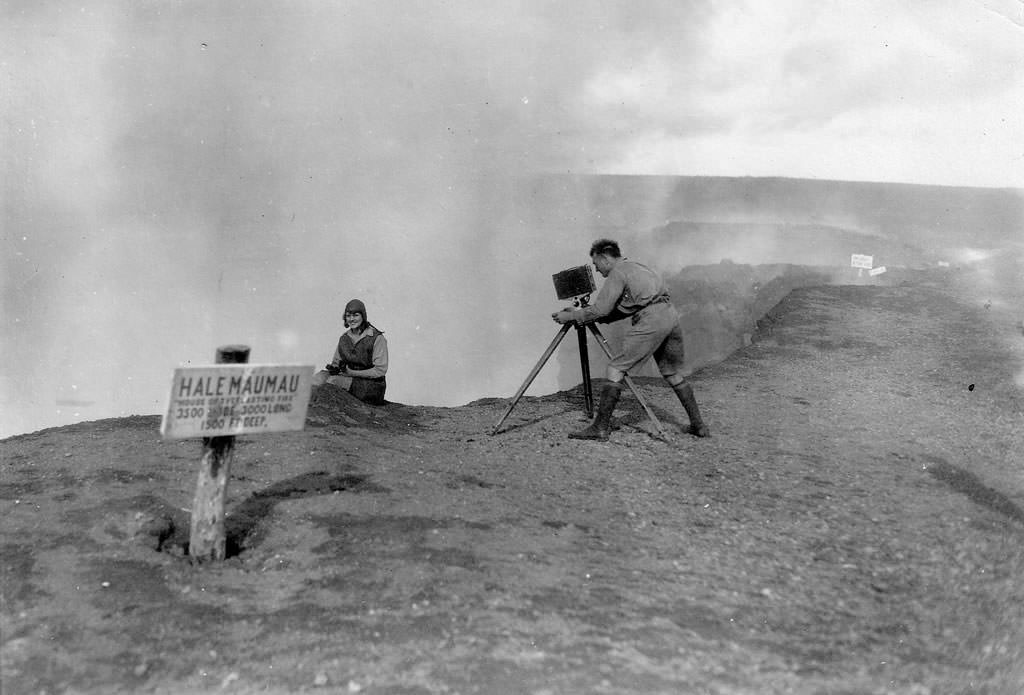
[161, 364, 314, 439]
[851, 254, 874, 269]
[869, 266, 887, 276]
[937, 261, 951, 267]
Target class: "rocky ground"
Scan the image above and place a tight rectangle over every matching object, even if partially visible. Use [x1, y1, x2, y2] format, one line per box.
[2, 263, 1023, 695]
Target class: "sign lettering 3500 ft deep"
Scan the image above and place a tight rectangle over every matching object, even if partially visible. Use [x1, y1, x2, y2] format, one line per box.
[161, 364, 314, 439]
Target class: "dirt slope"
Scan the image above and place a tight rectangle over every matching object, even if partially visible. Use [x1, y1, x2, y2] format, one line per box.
[2, 269, 1023, 695]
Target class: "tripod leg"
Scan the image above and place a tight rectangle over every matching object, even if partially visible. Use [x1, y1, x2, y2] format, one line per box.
[491, 323, 572, 435]
[585, 324, 668, 439]
[576, 323, 594, 417]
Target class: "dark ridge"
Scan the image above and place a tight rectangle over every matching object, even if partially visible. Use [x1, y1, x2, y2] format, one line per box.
[926, 460, 1024, 527]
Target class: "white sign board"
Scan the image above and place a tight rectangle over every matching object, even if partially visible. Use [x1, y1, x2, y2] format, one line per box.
[850, 254, 874, 269]
[161, 364, 314, 439]
[869, 266, 887, 276]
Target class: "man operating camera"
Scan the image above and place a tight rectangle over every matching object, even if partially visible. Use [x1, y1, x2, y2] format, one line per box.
[552, 238, 709, 441]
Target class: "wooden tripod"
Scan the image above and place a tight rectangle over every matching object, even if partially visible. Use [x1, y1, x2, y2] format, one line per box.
[490, 319, 667, 438]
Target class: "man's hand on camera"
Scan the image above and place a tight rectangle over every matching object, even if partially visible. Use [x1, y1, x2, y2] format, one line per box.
[551, 309, 576, 325]
[325, 363, 341, 375]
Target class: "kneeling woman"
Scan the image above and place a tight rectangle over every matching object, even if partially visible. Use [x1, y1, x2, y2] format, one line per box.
[313, 299, 388, 404]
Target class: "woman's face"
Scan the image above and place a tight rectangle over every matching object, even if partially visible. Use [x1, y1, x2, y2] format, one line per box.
[345, 311, 364, 330]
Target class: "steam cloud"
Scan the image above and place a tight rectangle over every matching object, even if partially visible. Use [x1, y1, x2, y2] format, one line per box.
[3, 1, 1023, 437]
[2, 2, 705, 435]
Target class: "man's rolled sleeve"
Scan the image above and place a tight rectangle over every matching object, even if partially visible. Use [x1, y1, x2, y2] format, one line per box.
[572, 270, 624, 324]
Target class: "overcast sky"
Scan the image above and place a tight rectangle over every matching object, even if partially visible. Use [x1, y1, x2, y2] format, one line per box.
[3, 0, 1024, 437]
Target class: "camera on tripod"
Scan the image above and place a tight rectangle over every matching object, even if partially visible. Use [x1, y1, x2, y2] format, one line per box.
[552, 265, 595, 306]
[490, 261, 666, 437]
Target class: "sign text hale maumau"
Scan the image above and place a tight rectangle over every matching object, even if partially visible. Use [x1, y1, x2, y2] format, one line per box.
[161, 364, 314, 440]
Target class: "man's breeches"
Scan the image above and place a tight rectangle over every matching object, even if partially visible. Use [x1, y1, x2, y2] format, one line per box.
[605, 303, 685, 381]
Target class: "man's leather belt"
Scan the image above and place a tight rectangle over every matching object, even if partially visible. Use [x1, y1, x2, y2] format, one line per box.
[631, 295, 671, 323]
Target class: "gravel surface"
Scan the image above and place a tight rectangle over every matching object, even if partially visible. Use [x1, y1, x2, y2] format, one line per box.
[2, 266, 1023, 694]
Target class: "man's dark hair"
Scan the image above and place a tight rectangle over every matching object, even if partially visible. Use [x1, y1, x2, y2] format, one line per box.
[589, 238, 621, 258]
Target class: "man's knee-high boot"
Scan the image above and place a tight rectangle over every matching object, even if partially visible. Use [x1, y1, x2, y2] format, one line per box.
[672, 382, 709, 437]
[569, 382, 622, 441]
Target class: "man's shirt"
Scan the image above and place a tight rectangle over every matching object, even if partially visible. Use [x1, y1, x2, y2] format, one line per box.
[572, 259, 669, 324]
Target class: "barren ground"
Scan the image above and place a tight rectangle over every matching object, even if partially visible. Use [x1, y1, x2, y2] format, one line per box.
[3, 266, 1024, 695]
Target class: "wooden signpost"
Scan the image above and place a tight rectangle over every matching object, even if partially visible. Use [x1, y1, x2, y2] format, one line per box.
[160, 346, 314, 563]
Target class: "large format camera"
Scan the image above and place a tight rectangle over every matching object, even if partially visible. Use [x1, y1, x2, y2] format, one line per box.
[552, 265, 596, 303]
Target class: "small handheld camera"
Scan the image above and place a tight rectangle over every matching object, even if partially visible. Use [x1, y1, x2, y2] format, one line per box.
[553, 265, 596, 307]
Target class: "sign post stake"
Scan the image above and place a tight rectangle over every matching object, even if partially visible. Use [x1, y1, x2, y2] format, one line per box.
[189, 344, 250, 563]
